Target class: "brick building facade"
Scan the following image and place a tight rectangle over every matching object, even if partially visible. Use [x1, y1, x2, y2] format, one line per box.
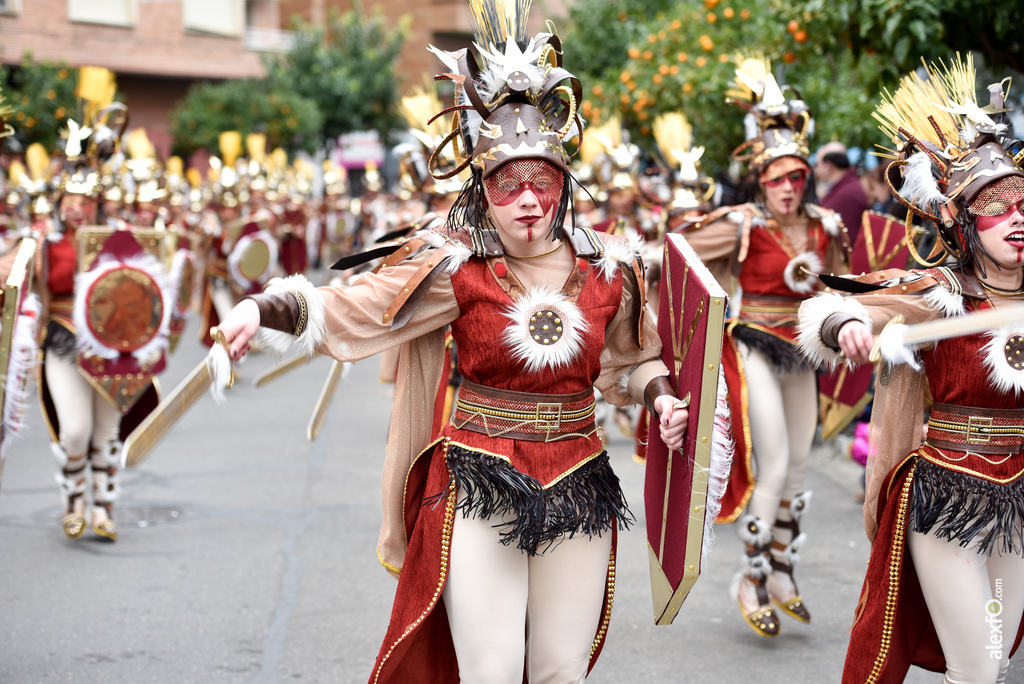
[0, 0, 569, 158]
[0, 0, 287, 157]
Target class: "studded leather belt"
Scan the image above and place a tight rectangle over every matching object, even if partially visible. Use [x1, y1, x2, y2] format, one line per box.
[452, 380, 597, 442]
[926, 402, 1024, 455]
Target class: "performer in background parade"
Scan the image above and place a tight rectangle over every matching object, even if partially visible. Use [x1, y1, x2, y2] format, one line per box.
[799, 56, 1024, 684]
[682, 57, 850, 637]
[214, 1, 689, 680]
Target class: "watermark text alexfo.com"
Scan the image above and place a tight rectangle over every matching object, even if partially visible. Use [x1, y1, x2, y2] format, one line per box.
[986, 579, 1004, 661]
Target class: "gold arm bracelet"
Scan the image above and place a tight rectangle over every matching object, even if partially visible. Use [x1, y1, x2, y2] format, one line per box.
[294, 291, 308, 338]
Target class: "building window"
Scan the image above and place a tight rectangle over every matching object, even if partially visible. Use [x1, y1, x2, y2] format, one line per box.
[0, 0, 21, 16]
[183, 0, 242, 38]
[67, 0, 134, 27]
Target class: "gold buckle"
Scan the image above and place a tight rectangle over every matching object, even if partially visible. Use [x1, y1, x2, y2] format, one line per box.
[966, 416, 993, 444]
[535, 403, 562, 431]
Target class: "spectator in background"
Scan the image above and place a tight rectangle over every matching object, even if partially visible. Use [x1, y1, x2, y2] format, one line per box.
[814, 142, 870, 244]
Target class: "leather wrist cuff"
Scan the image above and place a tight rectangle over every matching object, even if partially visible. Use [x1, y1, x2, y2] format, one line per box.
[821, 312, 860, 351]
[644, 375, 675, 418]
[243, 293, 300, 335]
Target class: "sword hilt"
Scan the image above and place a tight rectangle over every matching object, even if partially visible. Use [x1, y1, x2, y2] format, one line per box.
[868, 314, 905, 365]
[209, 327, 236, 389]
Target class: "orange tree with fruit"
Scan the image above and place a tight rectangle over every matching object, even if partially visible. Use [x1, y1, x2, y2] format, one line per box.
[568, 0, 887, 177]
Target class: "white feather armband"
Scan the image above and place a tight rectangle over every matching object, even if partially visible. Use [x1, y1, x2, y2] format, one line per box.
[252, 275, 325, 357]
[796, 291, 872, 370]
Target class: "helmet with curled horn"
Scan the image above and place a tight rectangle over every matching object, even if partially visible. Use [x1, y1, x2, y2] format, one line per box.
[875, 54, 1024, 271]
[727, 54, 813, 183]
[427, 0, 585, 245]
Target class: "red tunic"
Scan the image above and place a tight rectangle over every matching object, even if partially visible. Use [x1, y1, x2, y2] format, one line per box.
[369, 253, 629, 684]
[844, 294, 1024, 682]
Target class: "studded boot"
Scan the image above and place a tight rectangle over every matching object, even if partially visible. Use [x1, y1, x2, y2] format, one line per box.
[767, 492, 812, 623]
[732, 513, 780, 637]
[53, 443, 87, 539]
[88, 442, 120, 541]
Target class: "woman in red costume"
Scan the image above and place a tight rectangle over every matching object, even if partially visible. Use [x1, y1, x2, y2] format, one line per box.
[799, 58, 1024, 684]
[682, 60, 850, 637]
[216, 3, 689, 682]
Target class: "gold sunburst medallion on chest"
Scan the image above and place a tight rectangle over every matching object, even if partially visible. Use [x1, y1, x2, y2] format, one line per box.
[502, 285, 590, 373]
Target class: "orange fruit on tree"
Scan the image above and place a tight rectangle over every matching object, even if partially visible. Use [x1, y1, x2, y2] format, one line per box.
[787, 20, 799, 33]
[794, 30, 808, 43]
[723, 7, 734, 18]
[783, 51, 796, 63]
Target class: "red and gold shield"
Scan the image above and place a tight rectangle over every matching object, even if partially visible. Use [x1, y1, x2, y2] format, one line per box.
[645, 233, 728, 624]
[85, 266, 165, 353]
[851, 211, 912, 275]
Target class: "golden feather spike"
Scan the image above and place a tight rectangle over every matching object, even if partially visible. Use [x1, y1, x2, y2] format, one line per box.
[219, 131, 242, 168]
[873, 57, 966, 152]
[25, 143, 50, 181]
[469, 0, 531, 47]
[652, 112, 692, 165]
[246, 133, 267, 163]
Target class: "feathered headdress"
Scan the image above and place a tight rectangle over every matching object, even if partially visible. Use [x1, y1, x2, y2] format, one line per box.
[728, 55, 812, 178]
[653, 112, 715, 212]
[427, 0, 583, 180]
[874, 54, 1024, 266]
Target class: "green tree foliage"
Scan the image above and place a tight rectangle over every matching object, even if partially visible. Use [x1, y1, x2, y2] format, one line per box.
[789, 0, 1023, 76]
[563, 0, 675, 84]
[267, 3, 410, 146]
[168, 79, 322, 157]
[575, 0, 888, 177]
[0, 54, 79, 151]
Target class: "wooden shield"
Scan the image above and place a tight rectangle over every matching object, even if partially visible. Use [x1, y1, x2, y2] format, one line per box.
[645, 233, 728, 624]
[850, 211, 912, 275]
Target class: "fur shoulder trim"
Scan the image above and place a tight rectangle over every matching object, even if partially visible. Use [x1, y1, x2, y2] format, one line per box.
[981, 323, 1024, 396]
[253, 275, 325, 358]
[796, 291, 872, 371]
[805, 204, 842, 237]
[595, 228, 644, 282]
[440, 241, 472, 275]
[922, 283, 965, 317]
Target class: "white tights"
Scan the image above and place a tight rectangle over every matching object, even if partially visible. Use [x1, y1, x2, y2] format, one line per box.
[740, 345, 818, 522]
[44, 354, 120, 457]
[442, 504, 612, 684]
[909, 525, 1024, 684]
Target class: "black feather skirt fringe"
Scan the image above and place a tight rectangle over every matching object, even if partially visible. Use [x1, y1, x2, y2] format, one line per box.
[425, 444, 633, 555]
[732, 324, 809, 373]
[910, 459, 1024, 556]
[43, 322, 77, 361]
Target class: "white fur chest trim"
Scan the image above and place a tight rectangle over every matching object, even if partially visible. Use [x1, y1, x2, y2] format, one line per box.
[981, 323, 1024, 396]
[783, 251, 822, 295]
[502, 286, 590, 373]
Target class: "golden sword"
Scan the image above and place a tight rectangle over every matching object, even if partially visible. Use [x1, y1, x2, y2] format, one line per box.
[869, 304, 1024, 364]
[121, 328, 234, 467]
[306, 360, 345, 442]
[253, 352, 316, 387]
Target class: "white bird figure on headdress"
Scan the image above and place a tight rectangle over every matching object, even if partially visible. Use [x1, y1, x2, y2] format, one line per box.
[64, 119, 93, 158]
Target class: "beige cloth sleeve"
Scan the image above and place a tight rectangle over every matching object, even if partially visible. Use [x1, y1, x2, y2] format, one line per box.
[376, 329, 446, 578]
[311, 248, 460, 361]
[840, 293, 940, 542]
[597, 264, 670, 407]
[679, 216, 740, 291]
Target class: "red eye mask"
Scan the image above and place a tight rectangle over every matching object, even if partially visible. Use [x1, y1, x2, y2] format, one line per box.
[485, 159, 564, 216]
[763, 170, 807, 193]
[976, 201, 1024, 232]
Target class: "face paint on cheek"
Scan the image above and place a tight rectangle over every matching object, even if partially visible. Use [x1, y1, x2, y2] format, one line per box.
[976, 214, 1006, 232]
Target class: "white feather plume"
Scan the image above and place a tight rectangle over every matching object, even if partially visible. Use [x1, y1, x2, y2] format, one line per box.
[878, 322, 922, 371]
[701, 367, 735, 564]
[796, 291, 872, 370]
[899, 151, 947, 212]
[206, 343, 233, 405]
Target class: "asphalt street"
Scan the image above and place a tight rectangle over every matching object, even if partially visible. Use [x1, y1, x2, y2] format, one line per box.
[0, 313, 956, 683]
